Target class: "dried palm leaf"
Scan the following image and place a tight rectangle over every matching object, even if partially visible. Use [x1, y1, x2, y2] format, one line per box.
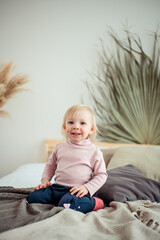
[85, 28, 160, 144]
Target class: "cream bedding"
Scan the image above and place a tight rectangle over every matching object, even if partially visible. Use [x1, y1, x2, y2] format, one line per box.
[0, 163, 55, 188]
[107, 145, 160, 182]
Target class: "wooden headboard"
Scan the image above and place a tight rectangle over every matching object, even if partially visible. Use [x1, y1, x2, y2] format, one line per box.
[44, 139, 131, 162]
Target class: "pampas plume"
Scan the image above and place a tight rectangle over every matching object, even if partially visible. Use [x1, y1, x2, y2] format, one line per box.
[0, 61, 29, 117]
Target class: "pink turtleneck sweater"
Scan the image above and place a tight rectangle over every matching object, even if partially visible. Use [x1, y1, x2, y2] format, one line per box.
[42, 139, 107, 196]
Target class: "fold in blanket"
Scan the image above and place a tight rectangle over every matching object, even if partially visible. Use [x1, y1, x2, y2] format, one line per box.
[0, 186, 63, 233]
[127, 200, 160, 233]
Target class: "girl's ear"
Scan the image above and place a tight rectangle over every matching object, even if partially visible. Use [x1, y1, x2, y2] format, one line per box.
[90, 126, 95, 135]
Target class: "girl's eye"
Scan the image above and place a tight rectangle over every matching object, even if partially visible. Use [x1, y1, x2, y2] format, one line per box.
[81, 122, 86, 125]
[68, 121, 73, 124]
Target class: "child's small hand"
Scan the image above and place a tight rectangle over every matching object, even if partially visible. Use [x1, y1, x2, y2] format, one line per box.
[34, 181, 52, 190]
[70, 185, 89, 198]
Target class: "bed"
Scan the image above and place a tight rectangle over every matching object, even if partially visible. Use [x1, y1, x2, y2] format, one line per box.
[0, 139, 160, 240]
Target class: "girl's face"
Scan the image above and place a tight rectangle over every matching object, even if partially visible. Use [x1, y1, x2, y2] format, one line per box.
[63, 109, 95, 142]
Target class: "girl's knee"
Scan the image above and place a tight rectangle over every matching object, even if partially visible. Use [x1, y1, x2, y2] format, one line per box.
[26, 187, 53, 204]
[26, 190, 40, 203]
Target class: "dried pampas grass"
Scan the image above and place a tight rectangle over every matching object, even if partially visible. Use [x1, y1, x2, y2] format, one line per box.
[0, 61, 29, 117]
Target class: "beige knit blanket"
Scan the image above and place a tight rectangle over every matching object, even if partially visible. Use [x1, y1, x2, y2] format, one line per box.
[0, 187, 160, 240]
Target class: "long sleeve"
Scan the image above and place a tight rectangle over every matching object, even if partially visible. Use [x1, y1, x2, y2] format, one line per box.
[42, 146, 58, 181]
[84, 149, 108, 196]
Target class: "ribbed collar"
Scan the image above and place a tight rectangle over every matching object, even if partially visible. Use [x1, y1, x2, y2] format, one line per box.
[67, 138, 92, 146]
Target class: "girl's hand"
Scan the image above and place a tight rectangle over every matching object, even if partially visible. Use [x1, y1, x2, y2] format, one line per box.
[70, 185, 89, 198]
[34, 178, 52, 190]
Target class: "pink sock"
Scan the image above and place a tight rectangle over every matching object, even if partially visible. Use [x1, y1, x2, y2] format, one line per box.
[92, 197, 104, 211]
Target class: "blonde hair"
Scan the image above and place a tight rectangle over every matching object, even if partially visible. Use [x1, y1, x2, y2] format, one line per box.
[62, 104, 97, 142]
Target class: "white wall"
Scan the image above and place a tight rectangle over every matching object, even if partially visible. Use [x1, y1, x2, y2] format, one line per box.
[0, 0, 159, 177]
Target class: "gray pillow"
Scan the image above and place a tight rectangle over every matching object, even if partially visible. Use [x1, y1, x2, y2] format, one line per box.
[94, 165, 160, 206]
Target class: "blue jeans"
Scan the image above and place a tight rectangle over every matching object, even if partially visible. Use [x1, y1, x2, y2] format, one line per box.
[27, 183, 95, 213]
